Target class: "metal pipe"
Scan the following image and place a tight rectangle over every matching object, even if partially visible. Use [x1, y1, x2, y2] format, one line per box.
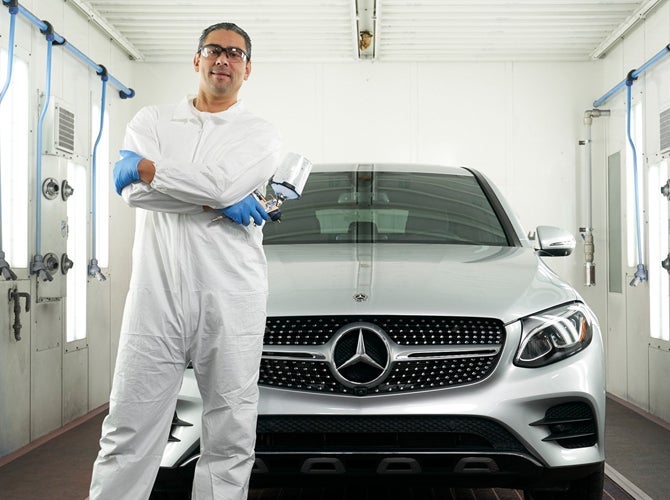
[2, 0, 134, 98]
[593, 43, 670, 108]
[580, 109, 610, 286]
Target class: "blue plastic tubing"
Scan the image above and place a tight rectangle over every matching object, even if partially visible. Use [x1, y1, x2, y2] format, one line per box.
[35, 35, 53, 254]
[0, 3, 17, 250]
[626, 81, 645, 268]
[593, 44, 670, 108]
[0, 2, 16, 104]
[2, 0, 135, 99]
[91, 72, 108, 259]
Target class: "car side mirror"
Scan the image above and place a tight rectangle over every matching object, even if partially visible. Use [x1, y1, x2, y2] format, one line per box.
[533, 225, 576, 257]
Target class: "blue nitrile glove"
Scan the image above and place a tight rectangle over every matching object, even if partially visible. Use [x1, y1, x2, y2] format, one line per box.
[220, 194, 270, 226]
[113, 150, 142, 195]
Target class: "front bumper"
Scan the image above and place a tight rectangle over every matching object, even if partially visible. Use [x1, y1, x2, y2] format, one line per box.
[255, 320, 605, 468]
[158, 320, 605, 491]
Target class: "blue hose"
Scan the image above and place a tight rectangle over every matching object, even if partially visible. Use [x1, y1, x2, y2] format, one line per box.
[626, 79, 648, 285]
[2, 0, 134, 98]
[0, 6, 16, 244]
[0, 2, 17, 279]
[35, 37, 54, 255]
[0, 4, 16, 104]
[90, 67, 107, 272]
[594, 44, 670, 108]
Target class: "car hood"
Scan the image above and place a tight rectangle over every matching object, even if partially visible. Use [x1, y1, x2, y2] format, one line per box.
[266, 244, 578, 324]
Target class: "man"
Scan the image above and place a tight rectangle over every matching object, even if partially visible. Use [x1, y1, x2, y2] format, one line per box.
[89, 22, 282, 500]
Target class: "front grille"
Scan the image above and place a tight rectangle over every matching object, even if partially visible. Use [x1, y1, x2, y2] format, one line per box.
[530, 401, 598, 449]
[379, 357, 500, 391]
[265, 316, 341, 345]
[382, 317, 504, 345]
[256, 415, 528, 453]
[260, 315, 505, 395]
[264, 316, 504, 346]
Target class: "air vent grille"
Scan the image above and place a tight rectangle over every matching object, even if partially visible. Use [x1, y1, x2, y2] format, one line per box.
[54, 104, 75, 155]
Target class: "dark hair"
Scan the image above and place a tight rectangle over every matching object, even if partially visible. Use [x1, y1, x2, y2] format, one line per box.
[197, 23, 252, 60]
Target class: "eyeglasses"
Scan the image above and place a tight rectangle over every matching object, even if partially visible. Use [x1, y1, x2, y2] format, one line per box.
[199, 44, 249, 63]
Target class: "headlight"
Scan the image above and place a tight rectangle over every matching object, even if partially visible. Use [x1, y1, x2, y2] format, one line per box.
[514, 302, 593, 368]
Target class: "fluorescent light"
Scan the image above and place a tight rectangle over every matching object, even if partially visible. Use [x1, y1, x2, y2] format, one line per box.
[648, 160, 669, 341]
[66, 161, 88, 342]
[0, 51, 29, 268]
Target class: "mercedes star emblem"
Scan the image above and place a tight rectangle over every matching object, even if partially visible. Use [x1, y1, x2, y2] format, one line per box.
[330, 323, 390, 388]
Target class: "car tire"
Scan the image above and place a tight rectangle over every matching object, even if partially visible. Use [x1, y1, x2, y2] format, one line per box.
[523, 463, 604, 500]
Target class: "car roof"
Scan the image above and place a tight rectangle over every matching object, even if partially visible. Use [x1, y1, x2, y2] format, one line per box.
[310, 163, 473, 176]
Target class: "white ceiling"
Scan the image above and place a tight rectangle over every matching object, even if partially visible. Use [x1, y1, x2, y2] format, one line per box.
[70, 0, 664, 63]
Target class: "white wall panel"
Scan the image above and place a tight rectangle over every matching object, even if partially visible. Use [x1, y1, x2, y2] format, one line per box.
[0, 281, 31, 455]
[87, 278, 111, 409]
[650, 345, 670, 417]
[63, 348, 88, 423]
[320, 63, 414, 163]
[415, 63, 507, 172]
[244, 63, 323, 162]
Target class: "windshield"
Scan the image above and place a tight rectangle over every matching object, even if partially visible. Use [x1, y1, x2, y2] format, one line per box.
[263, 170, 510, 246]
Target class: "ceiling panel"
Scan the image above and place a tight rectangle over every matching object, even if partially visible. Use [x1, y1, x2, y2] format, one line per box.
[73, 0, 660, 63]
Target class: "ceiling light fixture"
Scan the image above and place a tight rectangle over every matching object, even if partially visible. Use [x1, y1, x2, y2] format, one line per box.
[356, 0, 376, 60]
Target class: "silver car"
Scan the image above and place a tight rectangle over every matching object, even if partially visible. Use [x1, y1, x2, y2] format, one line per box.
[152, 164, 605, 500]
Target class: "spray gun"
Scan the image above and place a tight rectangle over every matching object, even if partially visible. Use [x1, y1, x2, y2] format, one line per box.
[212, 152, 312, 224]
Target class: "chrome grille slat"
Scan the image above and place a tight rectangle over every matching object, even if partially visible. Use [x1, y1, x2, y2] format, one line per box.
[260, 316, 505, 395]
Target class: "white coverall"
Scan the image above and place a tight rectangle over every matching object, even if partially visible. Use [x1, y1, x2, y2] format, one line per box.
[89, 97, 281, 500]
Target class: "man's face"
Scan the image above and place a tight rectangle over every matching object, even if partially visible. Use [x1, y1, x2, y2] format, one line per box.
[193, 29, 251, 98]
